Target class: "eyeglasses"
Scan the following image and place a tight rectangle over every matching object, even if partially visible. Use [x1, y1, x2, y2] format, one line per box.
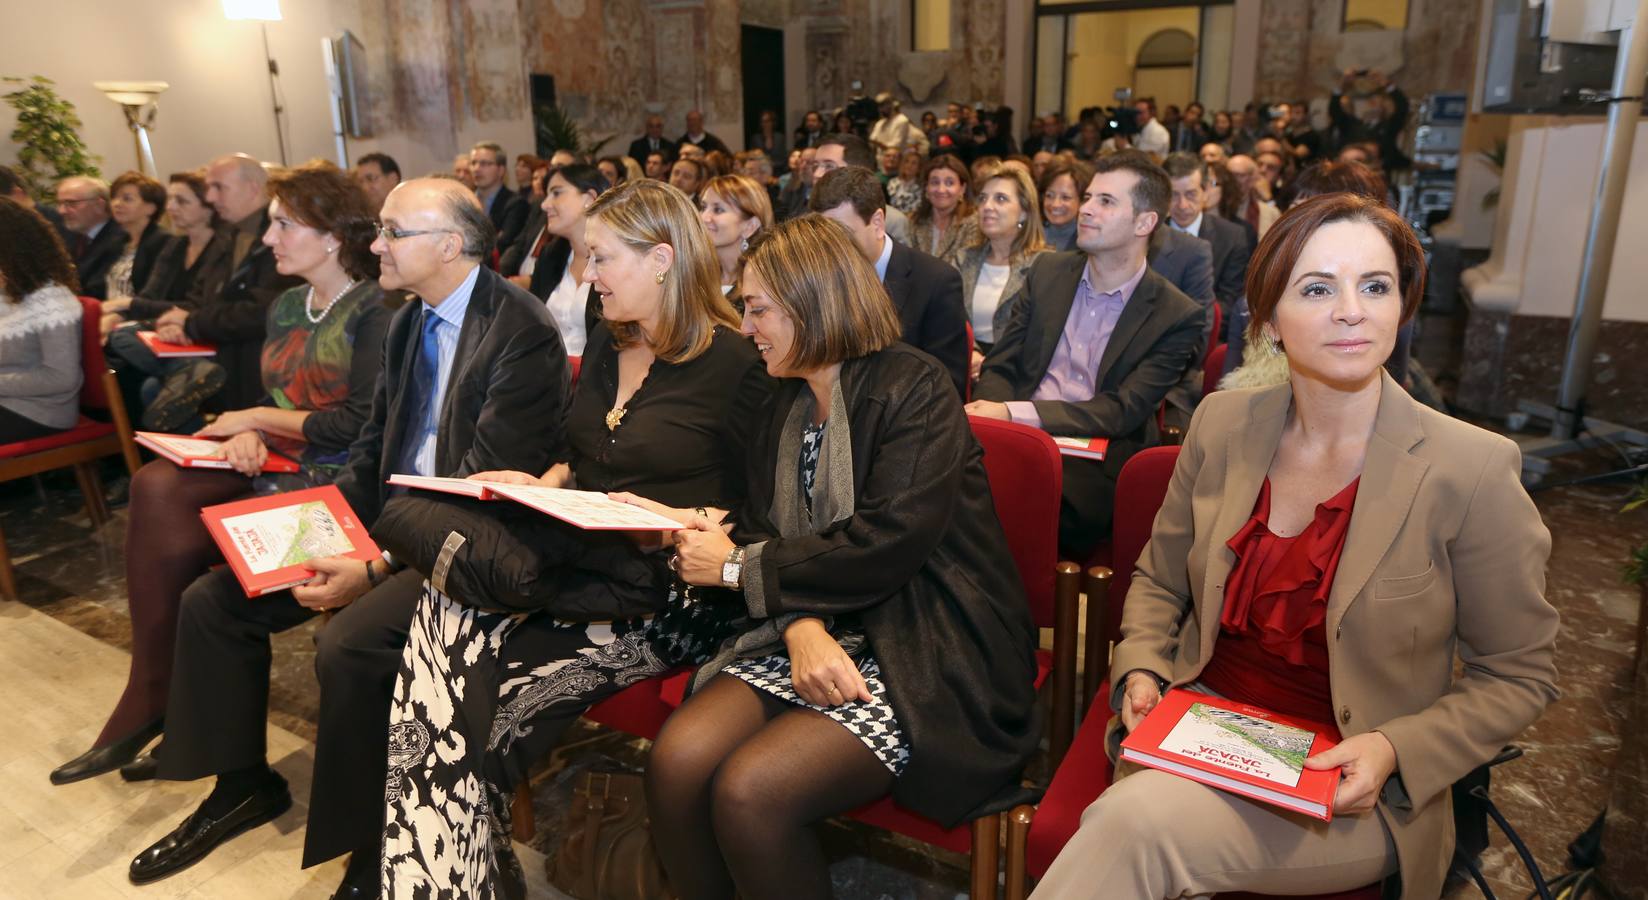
[57, 197, 101, 208]
[376, 225, 453, 242]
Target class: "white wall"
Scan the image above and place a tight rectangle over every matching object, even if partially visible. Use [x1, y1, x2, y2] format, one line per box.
[0, 0, 530, 184]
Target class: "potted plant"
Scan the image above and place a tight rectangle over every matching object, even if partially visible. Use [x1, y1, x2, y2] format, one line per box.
[533, 103, 613, 161]
[3, 75, 101, 201]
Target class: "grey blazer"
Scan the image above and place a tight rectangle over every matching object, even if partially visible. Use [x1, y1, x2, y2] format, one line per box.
[952, 242, 1049, 343]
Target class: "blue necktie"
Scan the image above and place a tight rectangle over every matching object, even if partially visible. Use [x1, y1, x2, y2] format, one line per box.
[403, 310, 441, 474]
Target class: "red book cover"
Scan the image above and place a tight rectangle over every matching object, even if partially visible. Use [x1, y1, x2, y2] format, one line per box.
[1119, 689, 1341, 821]
[136, 330, 217, 358]
[200, 485, 380, 597]
[1052, 436, 1109, 461]
[136, 431, 300, 474]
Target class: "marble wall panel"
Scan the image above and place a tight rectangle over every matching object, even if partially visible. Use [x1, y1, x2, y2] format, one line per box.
[1457, 307, 1648, 430]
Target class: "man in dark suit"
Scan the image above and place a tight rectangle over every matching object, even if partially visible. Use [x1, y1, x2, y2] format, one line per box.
[1147, 226, 1215, 431]
[146, 154, 303, 425]
[128, 178, 568, 898]
[968, 152, 1205, 553]
[1163, 152, 1251, 311]
[812, 166, 969, 397]
[628, 114, 678, 168]
[469, 141, 529, 251]
[54, 175, 126, 299]
[677, 109, 730, 156]
[1170, 102, 1214, 154]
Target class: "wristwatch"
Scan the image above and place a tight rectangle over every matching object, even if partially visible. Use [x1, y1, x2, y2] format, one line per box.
[721, 546, 746, 589]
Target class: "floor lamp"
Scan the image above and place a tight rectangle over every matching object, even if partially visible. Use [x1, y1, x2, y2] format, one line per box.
[222, 0, 288, 165]
[92, 81, 169, 177]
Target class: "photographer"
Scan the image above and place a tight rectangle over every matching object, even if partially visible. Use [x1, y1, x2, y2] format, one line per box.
[1330, 68, 1410, 172]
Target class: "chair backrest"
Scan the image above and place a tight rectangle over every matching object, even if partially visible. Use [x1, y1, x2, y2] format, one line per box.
[963, 320, 974, 403]
[1104, 445, 1180, 644]
[76, 296, 112, 411]
[1207, 303, 1222, 360]
[969, 415, 1063, 628]
[1202, 344, 1228, 398]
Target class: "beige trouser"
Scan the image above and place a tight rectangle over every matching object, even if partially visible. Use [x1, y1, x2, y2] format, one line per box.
[1030, 763, 1399, 899]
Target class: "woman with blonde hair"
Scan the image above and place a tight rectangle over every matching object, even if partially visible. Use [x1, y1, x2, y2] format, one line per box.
[952, 166, 1051, 378]
[909, 155, 978, 261]
[645, 214, 1039, 900]
[380, 178, 774, 899]
[698, 173, 774, 294]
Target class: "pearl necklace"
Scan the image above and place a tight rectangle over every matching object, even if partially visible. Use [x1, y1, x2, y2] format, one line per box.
[305, 279, 362, 324]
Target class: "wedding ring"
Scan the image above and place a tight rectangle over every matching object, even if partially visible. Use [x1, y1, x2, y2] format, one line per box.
[828, 686, 841, 697]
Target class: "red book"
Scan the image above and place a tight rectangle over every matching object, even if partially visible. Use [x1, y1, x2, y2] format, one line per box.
[1052, 436, 1109, 461]
[135, 431, 300, 474]
[200, 485, 380, 597]
[136, 330, 217, 358]
[1119, 689, 1341, 821]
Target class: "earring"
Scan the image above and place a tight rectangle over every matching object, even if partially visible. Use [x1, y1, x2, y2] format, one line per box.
[1017, 220, 1024, 230]
[740, 237, 749, 252]
[655, 271, 665, 284]
[327, 245, 337, 254]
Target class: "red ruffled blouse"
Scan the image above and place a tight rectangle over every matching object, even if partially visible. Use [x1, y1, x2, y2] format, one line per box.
[1198, 476, 1360, 736]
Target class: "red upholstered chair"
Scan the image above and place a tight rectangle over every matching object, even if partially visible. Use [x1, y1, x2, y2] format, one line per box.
[1003, 443, 1379, 900]
[0, 296, 142, 600]
[1203, 343, 1228, 399]
[515, 415, 1082, 900]
[1208, 303, 1223, 360]
[964, 320, 975, 403]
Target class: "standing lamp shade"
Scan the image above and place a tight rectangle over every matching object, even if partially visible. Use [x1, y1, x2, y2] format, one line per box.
[93, 81, 169, 177]
[222, 0, 281, 20]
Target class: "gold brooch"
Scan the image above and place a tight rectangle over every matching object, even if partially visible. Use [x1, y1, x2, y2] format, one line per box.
[605, 406, 627, 431]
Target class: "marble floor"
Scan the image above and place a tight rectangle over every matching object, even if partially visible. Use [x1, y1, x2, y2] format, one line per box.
[1, 377, 1643, 899]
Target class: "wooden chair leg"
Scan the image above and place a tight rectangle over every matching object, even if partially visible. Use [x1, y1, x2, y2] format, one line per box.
[73, 462, 108, 527]
[970, 813, 1002, 900]
[0, 526, 16, 602]
[1081, 567, 1113, 718]
[1004, 804, 1035, 900]
[1050, 562, 1081, 769]
[511, 780, 536, 842]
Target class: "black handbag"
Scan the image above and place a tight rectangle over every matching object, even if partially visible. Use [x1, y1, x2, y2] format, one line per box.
[370, 492, 672, 620]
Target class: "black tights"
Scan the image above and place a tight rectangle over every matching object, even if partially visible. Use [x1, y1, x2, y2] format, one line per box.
[646, 674, 895, 900]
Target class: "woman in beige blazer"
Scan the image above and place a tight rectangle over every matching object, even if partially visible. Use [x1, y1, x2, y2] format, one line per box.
[951, 166, 1051, 380]
[1032, 193, 1559, 899]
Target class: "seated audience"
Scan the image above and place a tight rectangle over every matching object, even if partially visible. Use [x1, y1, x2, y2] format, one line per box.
[776, 146, 818, 220]
[125, 171, 222, 323]
[811, 166, 969, 396]
[910, 155, 977, 261]
[0, 197, 83, 442]
[1039, 157, 1093, 252]
[56, 175, 126, 300]
[1226, 154, 1280, 239]
[1199, 141, 1229, 166]
[954, 166, 1051, 378]
[523, 163, 612, 356]
[1163, 152, 1250, 312]
[1133, 99, 1171, 158]
[811, 134, 912, 245]
[700, 173, 774, 294]
[886, 148, 925, 214]
[104, 172, 171, 306]
[645, 149, 672, 181]
[1330, 69, 1410, 172]
[124, 154, 303, 429]
[596, 155, 628, 187]
[49, 160, 392, 787]
[514, 153, 543, 193]
[793, 110, 826, 150]
[869, 92, 929, 155]
[1172, 102, 1212, 154]
[1032, 192, 1558, 900]
[1209, 111, 1235, 149]
[679, 142, 706, 162]
[671, 156, 708, 198]
[645, 214, 1038, 900]
[877, 146, 901, 184]
[380, 178, 771, 897]
[748, 108, 787, 169]
[451, 153, 475, 189]
[124, 177, 567, 895]
[470, 141, 529, 250]
[630, 114, 679, 168]
[967, 152, 1204, 553]
[0, 164, 67, 236]
[680, 109, 731, 156]
[354, 152, 402, 215]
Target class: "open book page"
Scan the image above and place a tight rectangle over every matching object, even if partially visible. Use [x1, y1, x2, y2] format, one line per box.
[488, 485, 685, 531]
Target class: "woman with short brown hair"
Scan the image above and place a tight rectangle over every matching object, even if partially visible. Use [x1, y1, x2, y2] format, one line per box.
[101, 171, 171, 311]
[647, 214, 1039, 900]
[909, 154, 977, 260]
[1032, 194, 1558, 899]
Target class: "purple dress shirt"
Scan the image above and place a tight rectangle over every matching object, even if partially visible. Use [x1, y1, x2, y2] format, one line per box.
[1005, 260, 1148, 431]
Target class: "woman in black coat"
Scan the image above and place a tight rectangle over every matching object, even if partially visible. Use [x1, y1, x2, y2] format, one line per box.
[648, 214, 1040, 900]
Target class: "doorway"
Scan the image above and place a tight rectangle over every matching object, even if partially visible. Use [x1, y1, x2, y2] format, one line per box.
[1033, 2, 1233, 121]
[740, 25, 785, 153]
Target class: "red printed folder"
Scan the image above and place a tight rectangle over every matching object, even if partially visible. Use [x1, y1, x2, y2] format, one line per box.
[136, 330, 217, 358]
[201, 485, 380, 597]
[136, 431, 300, 474]
[388, 474, 685, 531]
[1052, 436, 1109, 461]
[1119, 689, 1341, 821]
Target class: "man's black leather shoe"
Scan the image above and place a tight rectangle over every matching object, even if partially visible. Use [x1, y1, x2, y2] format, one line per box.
[128, 772, 291, 884]
[49, 719, 162, 785]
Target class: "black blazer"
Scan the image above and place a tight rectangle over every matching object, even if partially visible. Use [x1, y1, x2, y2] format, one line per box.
[881, 240, 968, 398]
[183, 211, 304, 409]
[677, 131, 730, 156]
[128, 221, 171, 299]
[1146, 228, 1214, 306]
[1195, 212, 1253, 310]
[975, 253, 1205, 549]
[129, 231, 223, 320]
[525, 237, 602, 346]
[729, 344, 1039, 826]
[484, 185, 530, 253]
[627, 135, 677, 165]
[73, 219, 129, 300]
[499, 208, 544, 277]
[334, 265, 568, 529]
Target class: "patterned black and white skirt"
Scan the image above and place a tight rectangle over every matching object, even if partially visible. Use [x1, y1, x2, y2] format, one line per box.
[721, 650, 910, 775]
